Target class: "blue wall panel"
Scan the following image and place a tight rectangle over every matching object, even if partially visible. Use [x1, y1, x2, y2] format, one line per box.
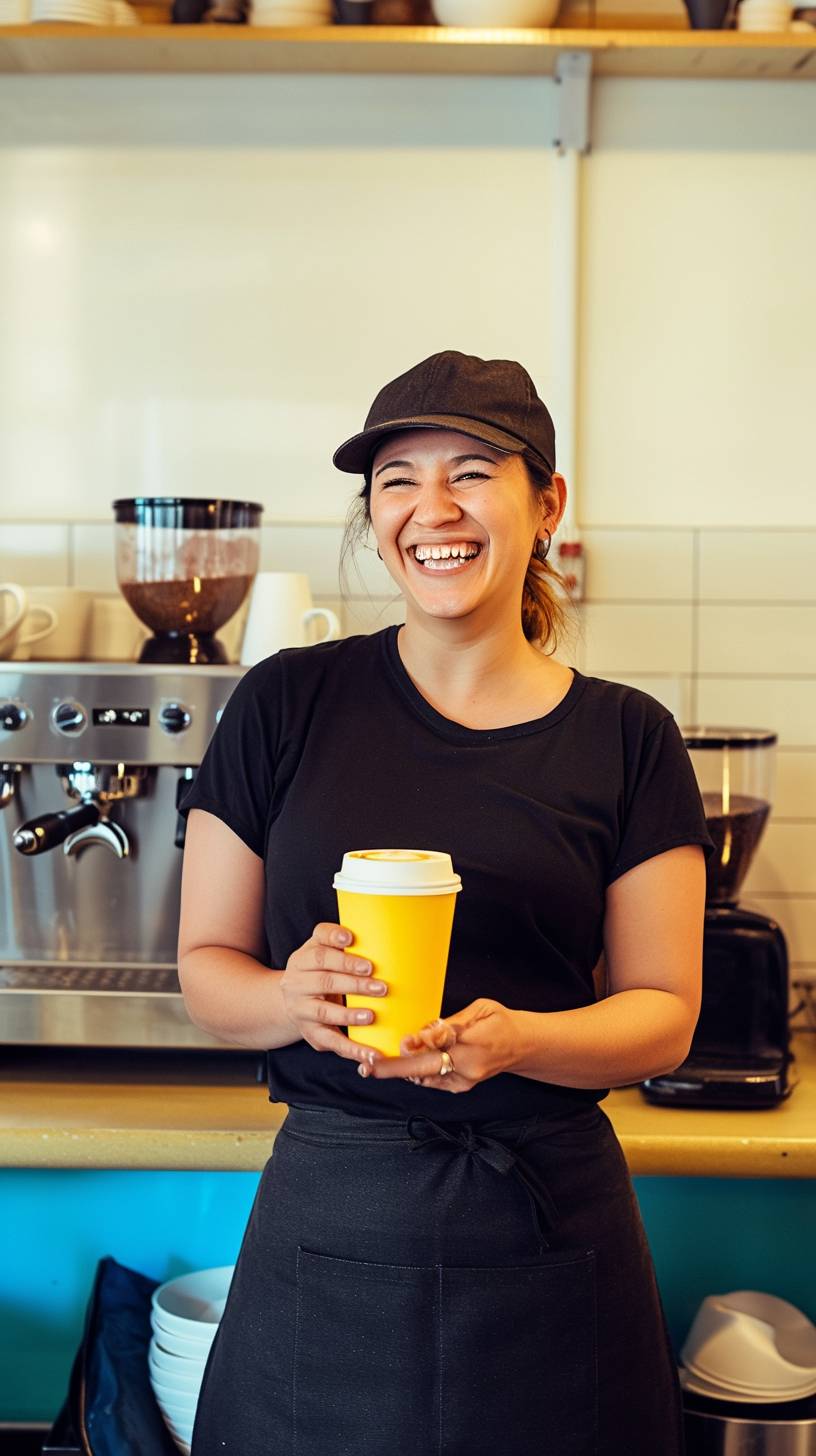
[2, 1169, 815, 1423]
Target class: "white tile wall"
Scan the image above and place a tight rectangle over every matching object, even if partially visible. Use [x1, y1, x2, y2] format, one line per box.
[775, 752, 816, 821]
[699, 530, 816, 603]
[70, 523, 118, 593]
[581, 530, 695, 602]
[0, 523, 70, 587]
[744, 824, 816, 898]
[580, 603, 694, 676]
[696, 678, 816, 749]
[698, 605, 816, 677]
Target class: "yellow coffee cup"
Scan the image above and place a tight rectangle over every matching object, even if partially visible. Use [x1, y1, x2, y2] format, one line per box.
[333, 849, 462, 1058]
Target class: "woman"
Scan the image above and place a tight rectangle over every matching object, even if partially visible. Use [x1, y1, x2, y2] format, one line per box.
[178, 349, 711, 1456]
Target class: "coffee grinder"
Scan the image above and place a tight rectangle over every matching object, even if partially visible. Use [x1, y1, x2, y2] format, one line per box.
[113, 497, 262, 665]
[642, 728, 791, 1109]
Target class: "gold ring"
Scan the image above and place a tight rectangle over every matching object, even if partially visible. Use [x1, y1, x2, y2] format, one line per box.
[438, 1050, 455, 1077]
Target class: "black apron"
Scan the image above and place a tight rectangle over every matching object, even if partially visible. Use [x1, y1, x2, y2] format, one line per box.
[191, 1102, 683, 1456]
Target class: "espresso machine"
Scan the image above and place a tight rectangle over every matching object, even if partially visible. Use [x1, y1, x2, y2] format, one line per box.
[642, 727, 791, 1110]
[0, 494, 264, 1051]
[0, 661, 249, 1049]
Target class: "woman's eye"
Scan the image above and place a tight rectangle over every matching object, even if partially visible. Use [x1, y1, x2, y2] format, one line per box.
[378, 471, 491, 489]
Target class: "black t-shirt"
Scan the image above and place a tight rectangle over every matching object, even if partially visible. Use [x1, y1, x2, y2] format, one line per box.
[179, 626, 712, 1122]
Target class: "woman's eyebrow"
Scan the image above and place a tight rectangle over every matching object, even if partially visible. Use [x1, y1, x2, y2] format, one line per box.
[374, 458, 413, 478]
[450, 453, 499, 466]
[374, 452, 498, 478]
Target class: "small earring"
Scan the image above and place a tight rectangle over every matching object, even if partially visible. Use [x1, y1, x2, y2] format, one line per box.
[376, 548, 383, 561]
[533, 529, 552, 563]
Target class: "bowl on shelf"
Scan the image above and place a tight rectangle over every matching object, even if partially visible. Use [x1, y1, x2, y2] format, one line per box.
[431, 0, 559, 23]
[151, 1265, 233, 1337]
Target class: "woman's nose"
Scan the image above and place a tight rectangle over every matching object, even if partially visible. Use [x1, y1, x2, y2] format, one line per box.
[412, 482, 463, 525]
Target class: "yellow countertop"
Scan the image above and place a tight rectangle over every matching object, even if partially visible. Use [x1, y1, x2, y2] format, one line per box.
[2, 1036, 814, 1177]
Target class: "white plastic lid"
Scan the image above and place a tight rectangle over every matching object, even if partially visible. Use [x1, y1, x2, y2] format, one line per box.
[333, 849, 462, 897]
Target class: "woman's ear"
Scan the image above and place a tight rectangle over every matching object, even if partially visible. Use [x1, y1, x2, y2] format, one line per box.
[546, 473, 568, 533]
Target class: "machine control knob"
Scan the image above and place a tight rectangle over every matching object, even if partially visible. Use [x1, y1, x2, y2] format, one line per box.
[0, 701, 28, 732]
[52, 700, 87, 736]
[159, 702, 192, 735]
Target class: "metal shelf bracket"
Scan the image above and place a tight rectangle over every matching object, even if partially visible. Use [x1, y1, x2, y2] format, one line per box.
[553, 50, 592, 156]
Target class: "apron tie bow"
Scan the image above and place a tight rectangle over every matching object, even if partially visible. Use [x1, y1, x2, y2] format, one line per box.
[406, 1115, 557, 1248]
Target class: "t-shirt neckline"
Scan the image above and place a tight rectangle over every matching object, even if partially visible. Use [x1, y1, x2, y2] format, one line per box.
[380, 625, 587, 744]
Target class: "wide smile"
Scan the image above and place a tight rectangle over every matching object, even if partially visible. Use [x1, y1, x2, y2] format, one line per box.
[405, 542, 485, 576]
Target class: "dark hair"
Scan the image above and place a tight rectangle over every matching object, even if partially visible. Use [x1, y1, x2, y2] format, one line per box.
[339, 452, 571, 654]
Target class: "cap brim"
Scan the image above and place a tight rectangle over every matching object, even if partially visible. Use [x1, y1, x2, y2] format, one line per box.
[332, 414, 536, 476]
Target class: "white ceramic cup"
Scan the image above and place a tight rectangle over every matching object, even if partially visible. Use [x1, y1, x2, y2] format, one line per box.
[8, 586, 94, 661]
[240, 572, 339, 666]
[87, 595, 150, 661]
[0, 583, 58, 660]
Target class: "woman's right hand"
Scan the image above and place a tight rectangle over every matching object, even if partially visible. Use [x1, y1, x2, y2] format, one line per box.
[280, 922, 387, 1067]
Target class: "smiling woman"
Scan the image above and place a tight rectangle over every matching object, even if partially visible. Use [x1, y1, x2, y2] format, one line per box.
[177, 350, 712, 1456]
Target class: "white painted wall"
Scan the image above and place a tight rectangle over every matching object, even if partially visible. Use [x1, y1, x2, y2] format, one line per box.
[0, 71, 815, 980]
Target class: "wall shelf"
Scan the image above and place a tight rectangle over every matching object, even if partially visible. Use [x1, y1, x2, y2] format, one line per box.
[0, 23, 814, 78]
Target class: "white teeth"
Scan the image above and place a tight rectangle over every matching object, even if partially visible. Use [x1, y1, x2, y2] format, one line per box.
[413, 542, 481, 563]
[412, 543, 482, 572]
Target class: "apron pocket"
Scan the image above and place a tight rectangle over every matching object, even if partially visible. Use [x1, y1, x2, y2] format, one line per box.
[294, 1246, 597, 1456]
[440, 1250, 597, 1456]
[293, 1246, 439, 1456]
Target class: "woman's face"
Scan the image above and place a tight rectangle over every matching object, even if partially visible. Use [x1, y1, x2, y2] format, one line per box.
[369, 427, 561, 631]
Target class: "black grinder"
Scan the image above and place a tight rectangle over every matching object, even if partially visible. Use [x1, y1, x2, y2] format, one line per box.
[642, 727, 791, 1110]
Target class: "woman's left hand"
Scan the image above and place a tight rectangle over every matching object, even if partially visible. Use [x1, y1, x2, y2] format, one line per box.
[361, 998, 522, 1093]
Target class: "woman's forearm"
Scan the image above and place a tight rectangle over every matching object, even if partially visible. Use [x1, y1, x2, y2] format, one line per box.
[507, 989, 696, 1089]
[179, 946, 301, 1051]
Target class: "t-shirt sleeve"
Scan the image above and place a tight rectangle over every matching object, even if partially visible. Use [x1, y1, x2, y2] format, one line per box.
[608, 710, 714, 886]
[177, 657, 280, 859]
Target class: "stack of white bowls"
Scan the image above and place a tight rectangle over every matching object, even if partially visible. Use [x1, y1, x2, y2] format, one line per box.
[249, 0, 331, 23]
[680, 1291, 816, 1404]
[148, 1266, 234, 1455]
[737, 0, 792, 27]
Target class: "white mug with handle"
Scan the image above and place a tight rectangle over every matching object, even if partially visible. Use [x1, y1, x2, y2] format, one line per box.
[0, 583, 58, 660]
[240, 573, 340, 666]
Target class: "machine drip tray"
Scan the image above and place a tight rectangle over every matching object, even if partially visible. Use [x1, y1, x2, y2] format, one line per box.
[0, 963, 181, 994]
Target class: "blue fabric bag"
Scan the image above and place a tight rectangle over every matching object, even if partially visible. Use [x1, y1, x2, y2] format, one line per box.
[44, 1257, 179, 1456]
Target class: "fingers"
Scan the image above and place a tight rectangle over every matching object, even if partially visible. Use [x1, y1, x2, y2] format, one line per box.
[400, 1018, 457, 1055]
[285, 941, 386, 1000]
[313, 1027, 381, 1066]
[368, 1047, 455, 1081]
[282, 923, 387, 1070]
[312, 921, 355, 950]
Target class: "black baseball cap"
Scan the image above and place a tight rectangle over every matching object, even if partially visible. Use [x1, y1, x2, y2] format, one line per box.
[332, 350, 556, 478]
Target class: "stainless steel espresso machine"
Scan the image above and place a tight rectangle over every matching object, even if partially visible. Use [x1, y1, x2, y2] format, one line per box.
[0, 661, 245, 1049]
